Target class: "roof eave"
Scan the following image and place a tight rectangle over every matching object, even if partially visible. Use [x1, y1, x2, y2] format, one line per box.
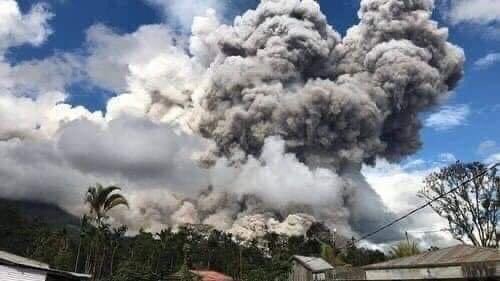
[364, 260, 500, 271]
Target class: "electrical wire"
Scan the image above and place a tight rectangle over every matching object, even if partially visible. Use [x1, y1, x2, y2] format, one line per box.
[337, 162, 499, 250]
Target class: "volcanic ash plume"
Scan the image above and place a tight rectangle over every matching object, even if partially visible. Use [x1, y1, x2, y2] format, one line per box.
[0, 0, 465, 242]
[112, 0, 464, 241]
[198, 0, 463, 167]
[182, 0, 463, 240]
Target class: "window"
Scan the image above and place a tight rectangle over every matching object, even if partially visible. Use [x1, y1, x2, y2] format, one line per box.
[313, 272, 326, 281]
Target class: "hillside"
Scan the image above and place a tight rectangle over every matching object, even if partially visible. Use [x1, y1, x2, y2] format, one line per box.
[0, 198, 80, 227]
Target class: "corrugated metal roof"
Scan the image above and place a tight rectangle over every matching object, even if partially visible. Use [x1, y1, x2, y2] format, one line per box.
[0, 251, 50, 270]
[364, 245, 500, 270]
[292, 255, 334, 273]
[0, 250, 91, 280]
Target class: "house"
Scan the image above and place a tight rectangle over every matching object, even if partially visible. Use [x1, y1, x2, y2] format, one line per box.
[363, 245, 500, 280]
[0, 250, 91, 281]
[290, 255, 335, 281]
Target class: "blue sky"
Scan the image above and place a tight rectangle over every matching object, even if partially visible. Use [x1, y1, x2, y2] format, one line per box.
[7, 0, 499, 165]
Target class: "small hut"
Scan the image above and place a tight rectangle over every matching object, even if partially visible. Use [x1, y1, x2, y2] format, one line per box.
[290, 255, 334, 281]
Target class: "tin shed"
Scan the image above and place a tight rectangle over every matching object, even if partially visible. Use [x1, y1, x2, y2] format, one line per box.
[290, 255, 334, 281]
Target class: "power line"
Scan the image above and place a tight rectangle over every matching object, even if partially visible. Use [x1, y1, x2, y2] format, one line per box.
[339, 162, 500, 250]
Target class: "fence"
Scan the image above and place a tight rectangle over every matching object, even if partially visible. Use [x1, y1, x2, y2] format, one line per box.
[333, 266, 366, 281]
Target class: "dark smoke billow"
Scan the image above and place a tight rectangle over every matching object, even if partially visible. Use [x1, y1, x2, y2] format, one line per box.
[190, 0, 464, 241]
[199, 0, 463, 167]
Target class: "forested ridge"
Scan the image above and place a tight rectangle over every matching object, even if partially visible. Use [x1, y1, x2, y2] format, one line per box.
[0, 198, 387, 281]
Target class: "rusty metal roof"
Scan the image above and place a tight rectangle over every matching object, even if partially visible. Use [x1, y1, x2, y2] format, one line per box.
[191, 270, 234, 281]
[364, 245, 500, 270]
[292, 255, 334, 273]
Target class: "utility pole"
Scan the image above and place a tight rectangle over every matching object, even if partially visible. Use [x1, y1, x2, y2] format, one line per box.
[74, 215, 85, 273]
[332, 228, 337, 266]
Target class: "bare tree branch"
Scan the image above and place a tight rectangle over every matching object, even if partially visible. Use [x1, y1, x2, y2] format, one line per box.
[419, 162, 499, 248]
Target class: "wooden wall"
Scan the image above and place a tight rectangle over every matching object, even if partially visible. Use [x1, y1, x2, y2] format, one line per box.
[289, 261, 336, 281]
[290, 261, 313, 281]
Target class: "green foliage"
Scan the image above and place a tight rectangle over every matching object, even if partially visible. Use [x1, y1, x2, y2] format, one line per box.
[320, 244, 337, 266]
[111, 260, 158, 281]
[340, 245, 387, 266]
[389, 241, 421, 258]
[179, 263, 197, 281]
[0, 190, 389, 281]
[0, 203, 78, 270]
[85, 184, 129, 224]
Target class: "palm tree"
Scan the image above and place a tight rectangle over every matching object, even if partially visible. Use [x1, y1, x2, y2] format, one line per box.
[85, 183, 129, 225]
[389, 241, 421, 258]
[84, 183, 129, 279]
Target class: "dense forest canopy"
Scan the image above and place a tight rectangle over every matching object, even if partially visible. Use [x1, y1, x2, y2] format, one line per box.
[0, 198, 387, 281]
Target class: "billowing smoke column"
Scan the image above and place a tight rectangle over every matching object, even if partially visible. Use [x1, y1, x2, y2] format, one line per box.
[183, 0, 463, 240]
[198, 0, 463, 168]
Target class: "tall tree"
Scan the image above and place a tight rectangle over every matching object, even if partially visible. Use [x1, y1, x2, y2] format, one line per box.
[419, 162, 500, 248]
[84, 183, 129, 279]
[85, 184, 129, 225]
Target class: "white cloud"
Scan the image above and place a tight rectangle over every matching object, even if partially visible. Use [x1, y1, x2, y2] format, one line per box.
[145, 0, 225, 31]
[485, 153, 500, 165]
[211, 137, 345, 207]
[57, 117, 208, 190]
[0, 91, 103, 141]
[362, 159, 456, 248]
[438, 153, 457, 163]
[477, 140, 498, 155]
[476, 140, 500, 165]
[84, 24, 177, 92]
[0, 1, 92, 142]
[83, 23, 208, 124]
[10, 54, 83, 94]
[425, 104, 470, 130]
[0, 116, 210, 217]
[0, 0, 52, 52]
[474, 53, 500, 70]
[443, 0, 500, 40]
[478, 140, 500, 165]
[448, 0, 500, 25]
